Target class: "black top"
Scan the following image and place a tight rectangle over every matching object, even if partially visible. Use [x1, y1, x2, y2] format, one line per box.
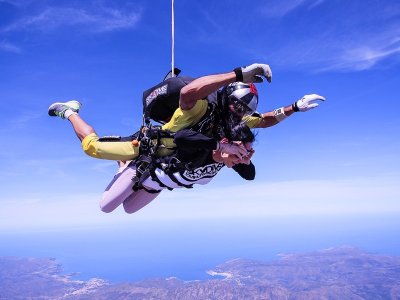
[173, 129, 255, 180]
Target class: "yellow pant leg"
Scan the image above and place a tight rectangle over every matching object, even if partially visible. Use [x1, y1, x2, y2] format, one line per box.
[81, 133, 140, 160]
[81, 133, 176, 160]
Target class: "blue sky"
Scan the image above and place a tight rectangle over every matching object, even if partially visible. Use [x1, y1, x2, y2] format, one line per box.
[0, 0, 399, 232]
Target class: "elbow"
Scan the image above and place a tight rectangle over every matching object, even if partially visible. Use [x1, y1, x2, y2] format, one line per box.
[180, 85, 191, 96]
[243, 173, 255, 181]
[179, 85, 198, 110]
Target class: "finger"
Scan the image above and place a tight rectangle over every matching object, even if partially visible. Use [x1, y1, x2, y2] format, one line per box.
[233, 147, 247, 159]
[247, 151, 254, 159]
[308, 99, 324, 105]
[228, 147, 243, 159]
[261, 65, 272, 82]
[310, 94, 326, 101]
[238, 148, 248, 157]
[308, 103, 319, 109]
[253, 75, 264, 83]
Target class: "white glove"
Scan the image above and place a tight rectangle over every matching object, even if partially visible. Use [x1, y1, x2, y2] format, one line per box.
[234, 63, 272, 83]
[216, 141, 248, 159]
[293, 94, 326, 112]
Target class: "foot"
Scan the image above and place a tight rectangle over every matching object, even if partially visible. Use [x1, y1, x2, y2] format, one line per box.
[48, 100, 81, 119]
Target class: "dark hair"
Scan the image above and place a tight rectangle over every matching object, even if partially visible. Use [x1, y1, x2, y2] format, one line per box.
[228, 123, 255, 143]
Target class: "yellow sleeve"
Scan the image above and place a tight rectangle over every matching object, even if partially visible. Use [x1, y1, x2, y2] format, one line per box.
[161, 100, 208, 132]
[244, 115, 262, 128]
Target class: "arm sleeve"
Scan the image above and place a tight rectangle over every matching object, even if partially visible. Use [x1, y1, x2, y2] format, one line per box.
[174, 129, 218, 150]
[244, 115, 262, 128]
[232, 161, 256, 180]
[162, 100, 208, 132]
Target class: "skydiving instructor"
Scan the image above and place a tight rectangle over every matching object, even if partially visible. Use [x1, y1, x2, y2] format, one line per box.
[48, 63, 326, 162]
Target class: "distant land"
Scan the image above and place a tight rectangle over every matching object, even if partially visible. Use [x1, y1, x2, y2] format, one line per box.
[1, 246, 400, 299]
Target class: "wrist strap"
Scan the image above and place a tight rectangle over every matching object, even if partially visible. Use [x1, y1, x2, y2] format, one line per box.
[273, 107, 287, 122]
[292, 102, 299, 112]
[234, 67, 243, 82]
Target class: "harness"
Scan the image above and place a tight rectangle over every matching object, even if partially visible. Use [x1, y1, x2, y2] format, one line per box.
[130, 73, 228, 191]
[131, 120, 158, 191]
[131, 117, 176, 191]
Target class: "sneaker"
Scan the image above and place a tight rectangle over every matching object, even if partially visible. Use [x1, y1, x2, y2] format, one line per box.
[48, 100, 81, 119]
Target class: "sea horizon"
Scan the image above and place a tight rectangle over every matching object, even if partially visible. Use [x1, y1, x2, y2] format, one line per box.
[1, 213, 399, 283]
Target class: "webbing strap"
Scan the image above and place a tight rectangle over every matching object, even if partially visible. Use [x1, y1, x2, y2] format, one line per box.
[131, 125, 170, 191]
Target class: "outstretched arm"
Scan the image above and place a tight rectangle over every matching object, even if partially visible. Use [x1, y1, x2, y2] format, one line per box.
[254, 94, 326, 128]
[180, 72, 236, 110]
[179, 63, 273, 111]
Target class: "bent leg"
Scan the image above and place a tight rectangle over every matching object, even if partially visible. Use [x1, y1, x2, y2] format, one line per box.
[100, 166, 137, 213]
[51, 105, 139, 160]
[67, 113, 96, 141]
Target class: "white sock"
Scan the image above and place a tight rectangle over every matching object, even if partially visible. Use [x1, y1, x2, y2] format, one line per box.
[64, 109, 77, 119]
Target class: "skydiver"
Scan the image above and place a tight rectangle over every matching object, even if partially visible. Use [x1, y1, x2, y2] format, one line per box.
[101, 124, 255, 214]
[48, 63, 325, 162]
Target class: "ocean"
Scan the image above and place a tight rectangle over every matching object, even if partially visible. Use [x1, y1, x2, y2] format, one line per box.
[1, 214, 399, 283]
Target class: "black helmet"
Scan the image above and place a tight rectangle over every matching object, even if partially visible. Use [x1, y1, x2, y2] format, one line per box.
[225, 82, 258, 116]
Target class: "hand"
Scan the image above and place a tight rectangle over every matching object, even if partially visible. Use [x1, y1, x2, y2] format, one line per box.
[293, 94, 326, 112]
[219, 152, 240, 168]
[234, 63, 272, 83]
[217, 141, 248, 159]
[240, 149, 254, 165]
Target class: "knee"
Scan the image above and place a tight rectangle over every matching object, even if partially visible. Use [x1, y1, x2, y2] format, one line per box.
[81, 133, 101, 158]
[123, 201, 139, 214]
[99, 202, 114, 213]
[99, 195, 118, 213]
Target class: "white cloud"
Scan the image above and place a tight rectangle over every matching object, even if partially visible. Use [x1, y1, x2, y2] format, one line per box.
[253, 0, 400, 72]
[0, 40, 21, 53]
[260, 0, 324, 17]
[1, 175, 399, 232]
[0, 155, 89, 181]
[1, 0, 32, 6]
[5, 112, 41, 129]
[308, 0, 325, 9]
[2, 5, 142, 33]
[318, 32, 400, 72]
[261, 0, 308, 18]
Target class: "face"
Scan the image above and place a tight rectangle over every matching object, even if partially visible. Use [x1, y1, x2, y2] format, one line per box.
[228, 100, 252, 121]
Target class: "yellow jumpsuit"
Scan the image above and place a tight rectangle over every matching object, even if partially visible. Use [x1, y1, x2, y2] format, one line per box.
[82, 100, 261, 160]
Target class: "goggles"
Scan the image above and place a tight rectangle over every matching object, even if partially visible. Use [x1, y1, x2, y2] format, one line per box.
[230, 99, 253, 117]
